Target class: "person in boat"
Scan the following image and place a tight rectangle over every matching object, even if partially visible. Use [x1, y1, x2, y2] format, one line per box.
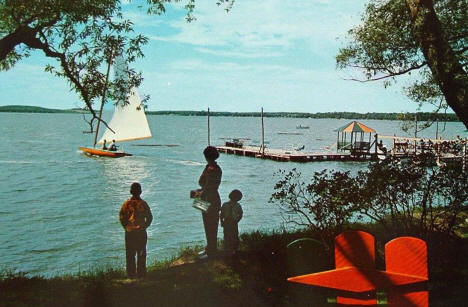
[109, 139, 117, 151]
[198, 146, 222, 259]
[119, 182, 153, 278]
[102, 139, 108, 150]
[220, 189, 243, 256]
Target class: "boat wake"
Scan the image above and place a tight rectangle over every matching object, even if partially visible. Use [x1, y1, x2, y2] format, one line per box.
[166, 159, 203, 166]
[0, 160, 35, 164]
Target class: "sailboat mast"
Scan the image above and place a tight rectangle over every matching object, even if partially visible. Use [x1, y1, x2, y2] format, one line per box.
[261, 107, 265, 157]
[207, 107, 211, 146]
[93, 53, 114, 148]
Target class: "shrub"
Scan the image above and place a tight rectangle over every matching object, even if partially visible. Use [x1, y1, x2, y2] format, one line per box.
[270, 154, 467, 246]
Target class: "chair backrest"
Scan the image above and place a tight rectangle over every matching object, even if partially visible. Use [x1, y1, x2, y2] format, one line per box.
[385, 237, 428, 307]
[335, 230, 375, 270]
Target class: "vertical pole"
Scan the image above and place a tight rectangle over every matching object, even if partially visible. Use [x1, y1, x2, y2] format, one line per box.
[375, 134, 378, 156]
[463, 138, 467, 174]
[94, 50, 113, 148]
[414, 114, 418, 154]
[337, 132, 339, 151]
[435, 118, 439, 140]
[344, 132, 346, 150]
[261, 107, 265, 157]
[207, 107, 210, 146]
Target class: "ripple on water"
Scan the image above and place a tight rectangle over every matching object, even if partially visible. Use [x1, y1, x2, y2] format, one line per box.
[28, 247, 65, 254]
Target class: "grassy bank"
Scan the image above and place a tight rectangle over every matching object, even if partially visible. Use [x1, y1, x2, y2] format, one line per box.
[1, 228, 466, 307]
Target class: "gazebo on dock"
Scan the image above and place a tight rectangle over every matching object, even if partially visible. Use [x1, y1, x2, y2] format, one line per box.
[335, 121, 376, 153]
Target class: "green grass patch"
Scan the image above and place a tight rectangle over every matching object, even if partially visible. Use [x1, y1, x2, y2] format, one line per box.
[1, 228, 466, 307]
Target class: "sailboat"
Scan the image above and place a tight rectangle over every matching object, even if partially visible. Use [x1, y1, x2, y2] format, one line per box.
[79, 56, 152, 158]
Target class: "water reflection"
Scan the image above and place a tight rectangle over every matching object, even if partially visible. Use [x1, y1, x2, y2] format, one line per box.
[102, 156, 152, 186]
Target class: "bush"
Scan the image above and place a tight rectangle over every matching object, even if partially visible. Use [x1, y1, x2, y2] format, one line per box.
[270, 154, 467, 246]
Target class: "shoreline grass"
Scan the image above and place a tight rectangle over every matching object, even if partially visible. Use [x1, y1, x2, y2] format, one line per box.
[1, 227, 466, 307]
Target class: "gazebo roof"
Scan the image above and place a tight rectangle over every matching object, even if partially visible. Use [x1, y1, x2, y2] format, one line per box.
[335, 121, 376, 133]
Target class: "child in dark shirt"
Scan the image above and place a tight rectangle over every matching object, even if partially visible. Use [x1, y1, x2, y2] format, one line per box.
[220, 189, 243, 256]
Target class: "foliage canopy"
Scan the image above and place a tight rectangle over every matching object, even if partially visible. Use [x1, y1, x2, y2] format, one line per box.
[0, 0, 233, 129]
[337, 0, 468, 128]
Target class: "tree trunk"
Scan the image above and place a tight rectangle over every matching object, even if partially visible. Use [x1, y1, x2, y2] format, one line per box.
[406, 0, 468, 128]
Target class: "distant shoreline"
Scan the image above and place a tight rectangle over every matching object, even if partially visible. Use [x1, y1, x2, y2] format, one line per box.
[0, 105, 87, 114]
[0, 105, 460, 122]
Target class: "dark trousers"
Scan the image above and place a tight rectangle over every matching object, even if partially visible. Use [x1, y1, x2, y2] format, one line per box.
[223, 223, 239, 253]
[125, 230, 147, 278]
[202, 207, 220, 257]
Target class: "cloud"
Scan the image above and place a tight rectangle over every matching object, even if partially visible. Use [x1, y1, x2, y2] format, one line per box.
[133, 0, 422, 114]
[137, 56, 413, 113]
[122, 10, 164, 28]
[150, 0, 364, 49]
[194, 47, 283, 58]
[1, 1, 420, 114]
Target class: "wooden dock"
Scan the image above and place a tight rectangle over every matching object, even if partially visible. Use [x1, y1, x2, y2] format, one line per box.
[216, 145, 376, 162]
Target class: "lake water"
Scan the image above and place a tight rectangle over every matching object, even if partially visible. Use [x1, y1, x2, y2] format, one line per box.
[0, 113, 465, 277]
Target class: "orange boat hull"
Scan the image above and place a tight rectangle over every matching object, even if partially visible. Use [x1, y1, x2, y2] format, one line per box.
[79, 147, 132, 158]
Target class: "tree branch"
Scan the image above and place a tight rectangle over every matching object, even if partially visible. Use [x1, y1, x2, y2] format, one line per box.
[18, 29, 115, 134]
[343, 62, 427, 82]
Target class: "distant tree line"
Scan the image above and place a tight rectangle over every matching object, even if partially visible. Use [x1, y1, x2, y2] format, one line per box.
[147, 110, 460, 122]
[0, 105, 84, 113]
[0, 105, 460, 122]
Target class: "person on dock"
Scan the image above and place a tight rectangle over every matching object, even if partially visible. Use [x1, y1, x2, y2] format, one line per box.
[109, 139, 117, 151]
[377, 140, 387, 154]
[102, 139, 108, 150]
[119, 182, 153, 278]
[220, 189, 243, 256]
[198, 146, 222, 259]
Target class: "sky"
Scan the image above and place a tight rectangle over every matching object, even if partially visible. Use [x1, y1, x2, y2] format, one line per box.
[0, 0, 429, 113]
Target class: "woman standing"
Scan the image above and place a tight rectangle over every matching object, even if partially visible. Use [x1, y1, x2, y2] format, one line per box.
[198, 146, 222, 258]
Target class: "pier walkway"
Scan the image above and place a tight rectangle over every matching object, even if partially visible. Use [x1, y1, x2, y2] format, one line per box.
[216, 145, 375, 162]
[216, 143, 465, 164]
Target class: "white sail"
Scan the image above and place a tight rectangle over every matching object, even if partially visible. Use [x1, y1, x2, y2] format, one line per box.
[97, 87, 152, 144]
[97, 56, 152, 145]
